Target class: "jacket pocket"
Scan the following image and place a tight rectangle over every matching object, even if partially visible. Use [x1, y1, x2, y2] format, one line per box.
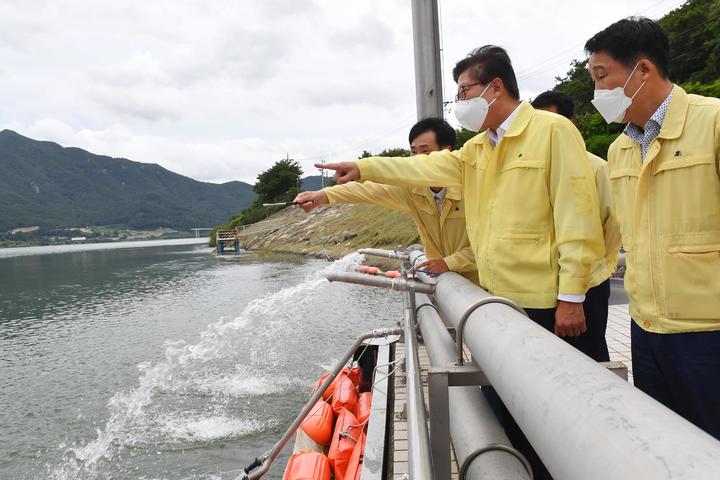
[492, 229, 553, 294]
[660, 233, 720, 321]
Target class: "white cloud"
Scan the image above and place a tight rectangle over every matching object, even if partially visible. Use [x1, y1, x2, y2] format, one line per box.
[0, 0, 684, 183]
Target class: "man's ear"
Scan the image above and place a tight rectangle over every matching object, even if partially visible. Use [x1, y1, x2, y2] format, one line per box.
[638, 59, 654, 81]
[490, 77, 505, 96]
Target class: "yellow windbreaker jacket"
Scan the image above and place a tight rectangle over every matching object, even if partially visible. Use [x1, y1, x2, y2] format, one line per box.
[588, 152, 622, 287]
[323, 182, 479, 284]
[607, 86, 720, 333]
[357, 102, 605, 308]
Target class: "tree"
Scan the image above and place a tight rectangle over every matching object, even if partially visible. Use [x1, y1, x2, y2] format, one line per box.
[253, 158, 303, 204]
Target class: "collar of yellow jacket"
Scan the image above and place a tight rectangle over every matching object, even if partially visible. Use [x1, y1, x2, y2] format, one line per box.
[409, 185, 462, 201]
[465, 100, 533, 147]
[616, 85, 687, 150]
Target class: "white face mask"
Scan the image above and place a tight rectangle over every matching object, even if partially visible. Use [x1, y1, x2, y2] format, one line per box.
[591, 62, 645, 124]
[454, 84, 496, 132]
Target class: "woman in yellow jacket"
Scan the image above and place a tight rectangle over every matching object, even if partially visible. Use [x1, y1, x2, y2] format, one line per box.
[295, 118, 478, 284]
[586, 17, 720, 440]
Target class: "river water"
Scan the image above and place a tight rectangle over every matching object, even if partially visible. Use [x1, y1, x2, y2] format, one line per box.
[0, 239, 401, 479]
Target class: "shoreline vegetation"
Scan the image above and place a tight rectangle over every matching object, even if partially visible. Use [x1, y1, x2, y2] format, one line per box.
[0, 227, 193, 249]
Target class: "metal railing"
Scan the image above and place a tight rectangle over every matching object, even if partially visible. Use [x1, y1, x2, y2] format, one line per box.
[331, 247, 720, 480]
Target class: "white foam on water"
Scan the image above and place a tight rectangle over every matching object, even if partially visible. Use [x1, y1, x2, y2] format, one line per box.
[157, 415, 263, 443]
[48, 253, 363, 480]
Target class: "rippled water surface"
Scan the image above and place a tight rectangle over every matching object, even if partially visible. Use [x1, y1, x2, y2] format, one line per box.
[0, 239, 401, 479]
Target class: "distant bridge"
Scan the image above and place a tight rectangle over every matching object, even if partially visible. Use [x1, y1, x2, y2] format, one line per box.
[190, 227, 214, 238]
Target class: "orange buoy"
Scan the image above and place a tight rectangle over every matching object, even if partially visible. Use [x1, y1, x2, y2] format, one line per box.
[328, 408, 363, 480]
[331, 376, 359, 415]
[300, 399, 334, 446]
[313, 367, 360, 400]
[384, 270, 401, 278]
[365, 266, 381, 275]
[346, 367, 360, 387]
[354, 392, 372, 425]
[344, 431, 367, 480]
[283, 451, 331, 480]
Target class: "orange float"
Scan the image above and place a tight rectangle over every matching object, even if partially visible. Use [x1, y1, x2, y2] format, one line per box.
[384, 270, 401, 278]
[354, 392, 372, 425]
[344, 431, 366, 480]
[313, 367, 360, 400]
[283, 451, 331, 480]
[300, 399, 334, 446]
[328, 408, 363, 480]
[330, 376, 359, 415]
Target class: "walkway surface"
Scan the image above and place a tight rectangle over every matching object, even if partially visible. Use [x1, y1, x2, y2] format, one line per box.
[389, 303, 634, 479]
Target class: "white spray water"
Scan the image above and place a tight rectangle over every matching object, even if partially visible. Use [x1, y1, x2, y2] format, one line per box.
[48, 253, 365, 480]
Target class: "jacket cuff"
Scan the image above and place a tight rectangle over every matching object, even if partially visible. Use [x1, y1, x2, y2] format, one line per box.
[558, 276, 588, 296]
[356, 158, 375, 182]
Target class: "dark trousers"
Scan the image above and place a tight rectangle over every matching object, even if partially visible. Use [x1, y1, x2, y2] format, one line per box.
[483, 292, 611, 480]
[631, 320, 720, 440]
[567, 279, 610, 362]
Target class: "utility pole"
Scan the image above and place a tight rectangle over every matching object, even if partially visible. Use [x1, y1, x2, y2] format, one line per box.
[319, 154, 325, 189]
[411, 0, 444, 120]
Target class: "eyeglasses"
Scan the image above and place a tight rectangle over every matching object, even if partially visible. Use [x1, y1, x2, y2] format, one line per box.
[455, 82, 483, 101]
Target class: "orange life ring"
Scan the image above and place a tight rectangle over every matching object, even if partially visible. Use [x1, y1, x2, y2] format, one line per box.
[328, 408, 363, 480]
[283, 451, 331, 480]
[300, 399, 334, 446]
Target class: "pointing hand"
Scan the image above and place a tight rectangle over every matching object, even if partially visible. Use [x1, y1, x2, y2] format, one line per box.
[315, 162, 360, 184]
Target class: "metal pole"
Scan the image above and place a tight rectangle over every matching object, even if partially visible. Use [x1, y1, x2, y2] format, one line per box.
[325, 271, 435, 295]
[433, 272, 720, 480]
[402, 290, 434, 480]
[416, 293, 531, 480]
[358, 248, 410, 261]
[411, 0, 444, 120]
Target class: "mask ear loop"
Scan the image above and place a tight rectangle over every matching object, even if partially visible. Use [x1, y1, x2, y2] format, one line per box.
[623, 62, 645, 100]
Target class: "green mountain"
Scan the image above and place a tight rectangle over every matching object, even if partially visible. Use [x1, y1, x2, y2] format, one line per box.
[0, 130, 256, 231]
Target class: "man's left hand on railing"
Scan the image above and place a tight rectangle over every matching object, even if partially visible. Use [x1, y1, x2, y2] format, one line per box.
[554, 300, 587, 337]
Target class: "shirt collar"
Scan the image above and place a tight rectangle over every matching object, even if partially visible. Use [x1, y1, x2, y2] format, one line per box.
[488, 101, 522, 147]
[624, 89, 673, 143]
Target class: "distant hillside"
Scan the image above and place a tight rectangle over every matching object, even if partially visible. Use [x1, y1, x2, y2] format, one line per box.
[301, 175, 333, 191]
[0, 130, 256, 231]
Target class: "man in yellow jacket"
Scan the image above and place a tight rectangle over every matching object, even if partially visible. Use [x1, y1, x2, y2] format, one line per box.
[321, 45, 605, 480]
[586, 17, 720, 440]
[531, 90, 623, 362]
[294, 118, 478, 284]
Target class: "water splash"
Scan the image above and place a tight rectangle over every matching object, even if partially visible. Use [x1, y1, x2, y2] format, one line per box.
[48, 253, 363, 480]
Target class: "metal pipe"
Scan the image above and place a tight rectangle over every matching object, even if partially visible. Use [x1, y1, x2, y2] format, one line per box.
[402, 290, 434, 480]
[433, 272, 720, 480]
[242, 327, 403, 480]
[416, 294, 531, 480]
[357, 248, 410, 260]
[326, 271, 435, 294]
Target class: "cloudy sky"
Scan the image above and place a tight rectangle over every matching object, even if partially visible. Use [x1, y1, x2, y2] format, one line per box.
[0, 0, 685, 184]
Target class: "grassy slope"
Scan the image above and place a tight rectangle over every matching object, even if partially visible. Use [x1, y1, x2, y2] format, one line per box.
[233, 203, 419, 259]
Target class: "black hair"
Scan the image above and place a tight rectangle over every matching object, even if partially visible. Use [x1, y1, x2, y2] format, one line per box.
[452, 45, 520, 100]
[584, 17, 670, 78]
[408, 117, 457, 149]
[531, 90, 575, 120]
